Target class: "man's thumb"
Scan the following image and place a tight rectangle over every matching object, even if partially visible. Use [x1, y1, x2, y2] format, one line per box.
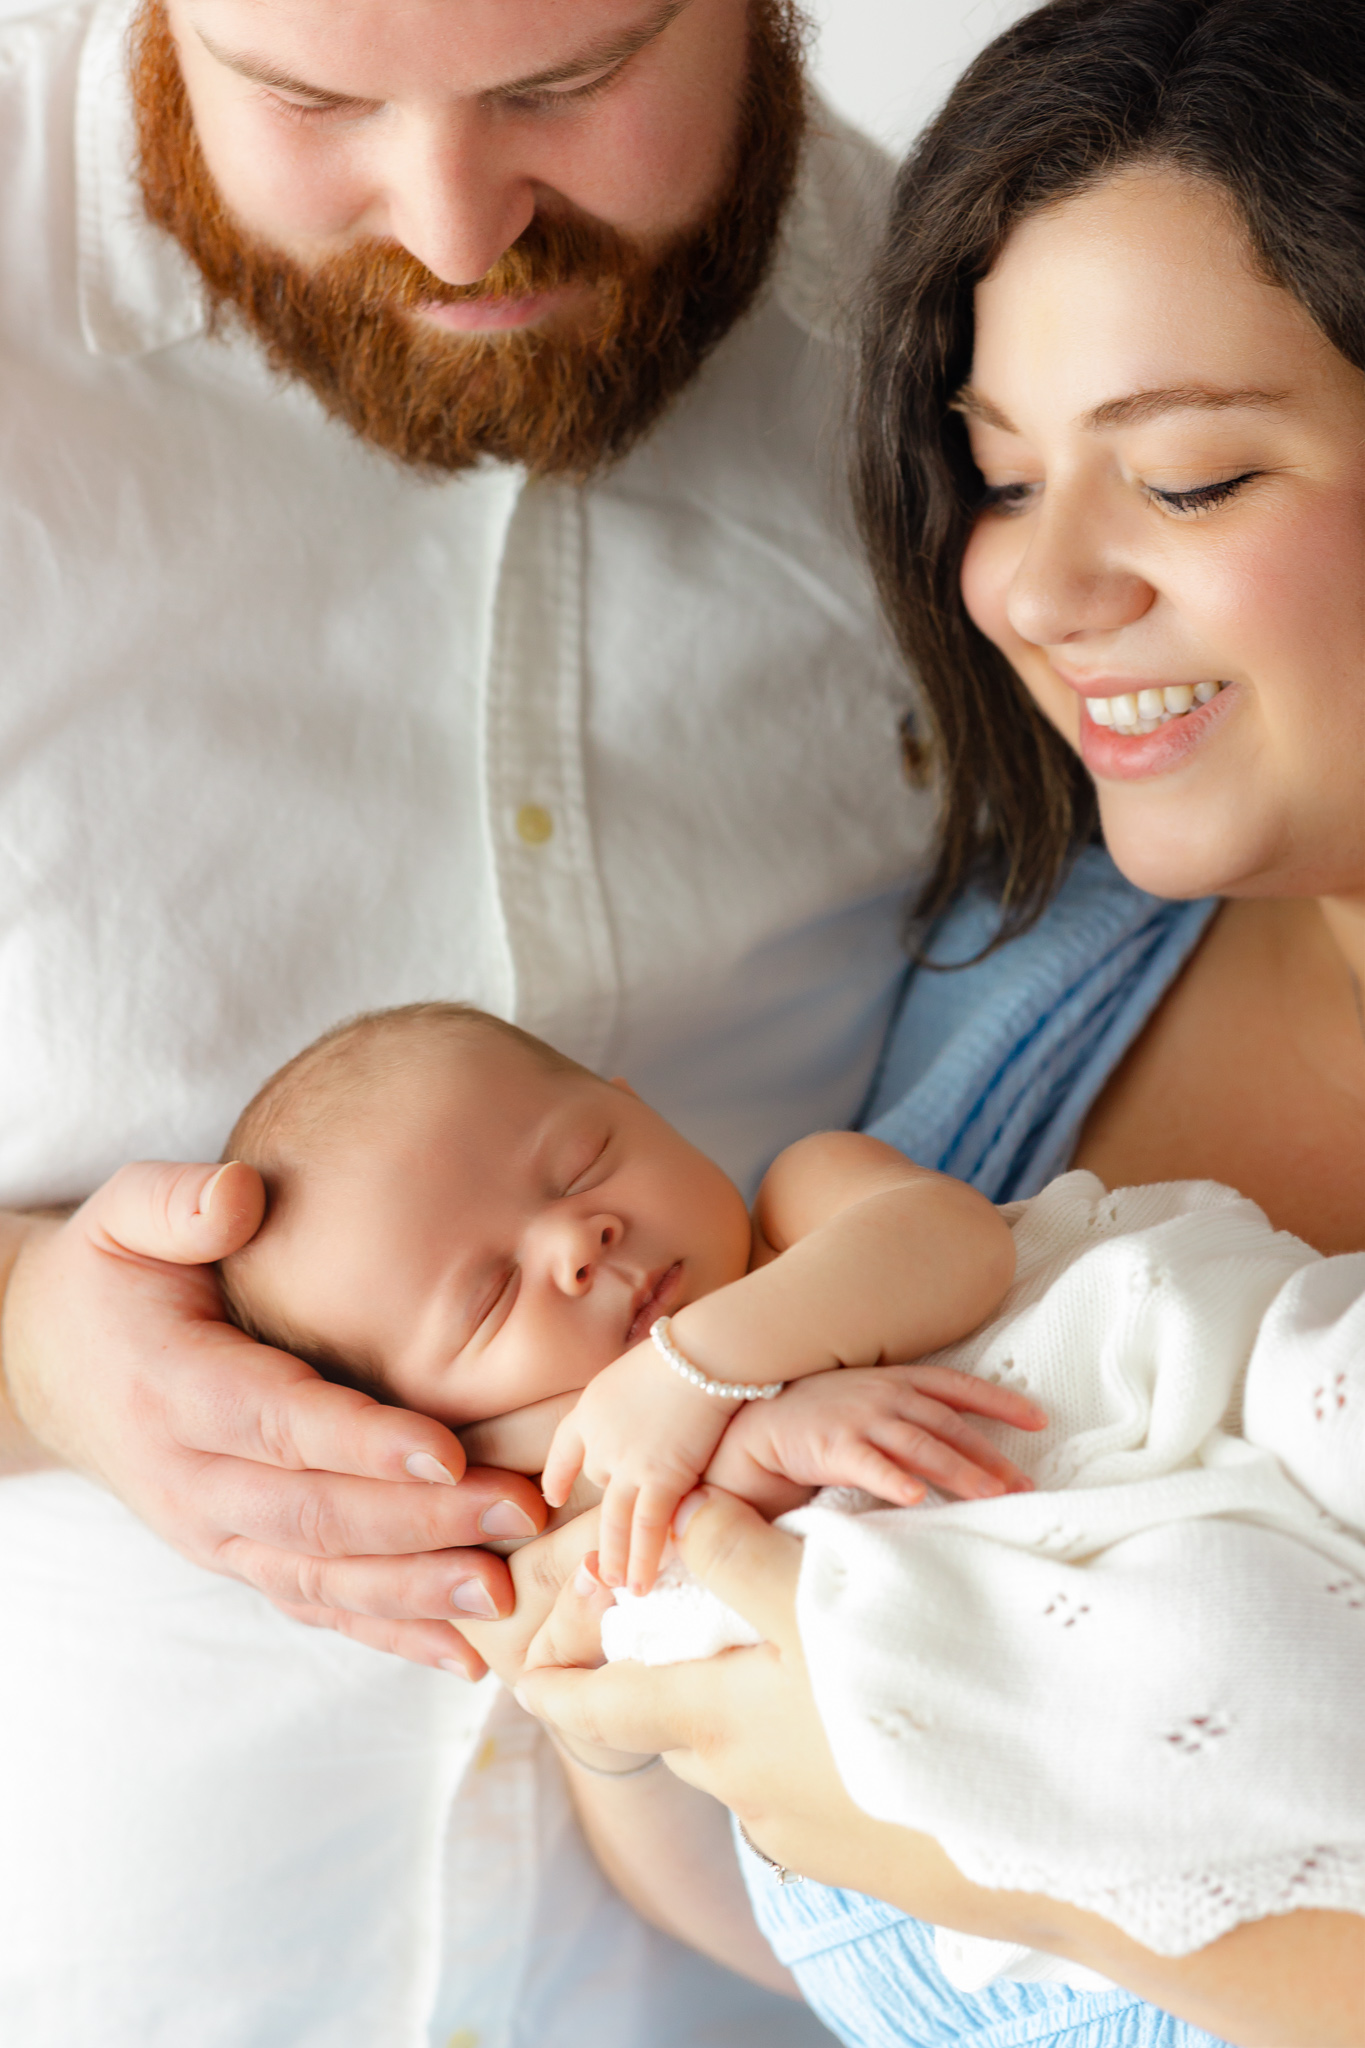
[86, 1159, 266, 1264]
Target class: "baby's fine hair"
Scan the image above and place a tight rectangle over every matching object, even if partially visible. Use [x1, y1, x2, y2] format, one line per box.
[218, 1001, 583, 1385]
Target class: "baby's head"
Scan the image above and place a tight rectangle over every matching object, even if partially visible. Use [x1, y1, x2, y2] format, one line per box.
[220, 1004, 753, 1427]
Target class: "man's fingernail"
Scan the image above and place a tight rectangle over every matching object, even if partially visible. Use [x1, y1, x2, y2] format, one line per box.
[405, 1452, 458, 1485]
[573, 1561, 601, 1599]
[450, 1578, 499, 1619]
[438, 1658, 473, 1681]
[480, 1500, 538, 1538]
[197, 1163, 230, 1219]
[673, 1489, 709, 1537]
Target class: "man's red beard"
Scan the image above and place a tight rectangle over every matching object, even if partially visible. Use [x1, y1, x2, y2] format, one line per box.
[131, 2, 809, 478]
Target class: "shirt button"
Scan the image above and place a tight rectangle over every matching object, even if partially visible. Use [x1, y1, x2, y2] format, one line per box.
[515, 803, 554, 846]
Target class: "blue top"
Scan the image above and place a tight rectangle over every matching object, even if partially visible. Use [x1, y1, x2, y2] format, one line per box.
[744, 849, 1225, 2048]
[863, 845, 1215, 1198]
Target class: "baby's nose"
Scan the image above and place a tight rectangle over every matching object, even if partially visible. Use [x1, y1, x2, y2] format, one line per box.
[565, 1217, 620, 1289]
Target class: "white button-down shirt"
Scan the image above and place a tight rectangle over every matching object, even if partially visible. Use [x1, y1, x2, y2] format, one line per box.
[0, 0, 929, 1207]
[0, 3, 925, 2042]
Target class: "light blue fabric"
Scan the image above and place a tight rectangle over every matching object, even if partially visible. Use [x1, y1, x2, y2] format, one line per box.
[863, 846, 1216, 1200]
[754, 851, 1225, 2047]
[735, 1827, 1229, 2048]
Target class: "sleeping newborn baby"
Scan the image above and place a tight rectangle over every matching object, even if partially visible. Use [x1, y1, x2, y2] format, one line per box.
[219, 999, 1365, 1992]
[218, 999, 1047, 1590]
[221, 999, 1363, 1631]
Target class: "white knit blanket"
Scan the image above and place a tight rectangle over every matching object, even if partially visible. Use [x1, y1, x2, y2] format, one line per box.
[602, 1172, 1365, 1970]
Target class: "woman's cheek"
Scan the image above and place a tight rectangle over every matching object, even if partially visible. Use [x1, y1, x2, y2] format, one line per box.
[959, 516, 1009, 648]
[961, 519, 1076, 742]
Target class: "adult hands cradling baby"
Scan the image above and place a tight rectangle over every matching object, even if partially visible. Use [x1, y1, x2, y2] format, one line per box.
[2, 1159, 548, 1677]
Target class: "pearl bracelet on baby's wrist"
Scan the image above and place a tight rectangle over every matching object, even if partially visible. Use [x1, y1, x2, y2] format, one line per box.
[649, 1315, 785, 1401]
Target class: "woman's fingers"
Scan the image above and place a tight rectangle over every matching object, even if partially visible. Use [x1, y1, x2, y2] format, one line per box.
[518, 1648, 708, 1760]
[673, 1488, 804, 1645]
[523, 1552, 614, 1673]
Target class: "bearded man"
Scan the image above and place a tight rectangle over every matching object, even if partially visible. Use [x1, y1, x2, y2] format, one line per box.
[0, 0, 927, 2040]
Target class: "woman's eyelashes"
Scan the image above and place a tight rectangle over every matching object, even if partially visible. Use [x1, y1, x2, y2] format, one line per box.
[976, 469, 1261, 518]
[1145, 471, 1261, 515]
[977, 480, 1038, 516]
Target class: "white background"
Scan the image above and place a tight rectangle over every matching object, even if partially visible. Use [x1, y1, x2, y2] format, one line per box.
[806, 0, 1037, 152]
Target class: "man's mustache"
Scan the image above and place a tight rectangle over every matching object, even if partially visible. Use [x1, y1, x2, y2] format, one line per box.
[316, 212, 650, 318]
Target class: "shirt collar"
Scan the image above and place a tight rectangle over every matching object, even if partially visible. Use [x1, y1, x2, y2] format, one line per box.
[74, 1, 886, 364]
[76, 0, 207, 358]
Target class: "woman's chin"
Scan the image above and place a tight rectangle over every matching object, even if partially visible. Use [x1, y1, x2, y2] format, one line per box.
[1094, 808, 1255, 905]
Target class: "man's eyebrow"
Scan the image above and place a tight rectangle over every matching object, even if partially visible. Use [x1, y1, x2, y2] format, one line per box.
[952, 384, 1290, 436]
[193, 29, 364, 103]
[194, 0, 692, 107]
[491, 0, 691, 97]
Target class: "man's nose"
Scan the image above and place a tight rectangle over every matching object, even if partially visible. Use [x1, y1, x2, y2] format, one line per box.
[1005, 490, 1155, 649]
[548, 1214, 623, 1296]
[380, 111, 538, 286]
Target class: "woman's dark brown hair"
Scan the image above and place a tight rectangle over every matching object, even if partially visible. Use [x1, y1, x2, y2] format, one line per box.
[857, 0, 1365, 942]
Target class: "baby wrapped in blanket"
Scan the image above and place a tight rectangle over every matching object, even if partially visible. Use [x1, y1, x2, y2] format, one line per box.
[217, 1001, 1365, 1980]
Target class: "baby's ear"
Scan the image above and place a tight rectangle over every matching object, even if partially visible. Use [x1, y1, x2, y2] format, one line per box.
[607, 1076, 638, 1098]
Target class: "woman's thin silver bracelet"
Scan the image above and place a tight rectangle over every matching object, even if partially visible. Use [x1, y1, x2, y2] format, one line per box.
[737, 1823, 804, 1885]
[650, 1314, 785, 1401]
[547, 1730, 663, 1779]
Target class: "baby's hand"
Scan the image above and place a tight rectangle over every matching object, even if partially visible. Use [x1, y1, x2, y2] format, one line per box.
[541, 1339, 740, 1593]
[706, 1363, 1047, 1512]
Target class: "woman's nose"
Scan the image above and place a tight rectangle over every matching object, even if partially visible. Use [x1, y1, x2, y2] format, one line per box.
[550, 1215, 623, 1295]
[1005, 496, 1155, 649]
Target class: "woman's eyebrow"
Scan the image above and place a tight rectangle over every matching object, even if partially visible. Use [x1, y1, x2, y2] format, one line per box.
[953, 382, 1290, 436]
[1081, 384, 1291, 430]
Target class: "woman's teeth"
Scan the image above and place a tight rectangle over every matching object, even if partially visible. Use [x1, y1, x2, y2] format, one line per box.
[1085, 680, 1224, 735]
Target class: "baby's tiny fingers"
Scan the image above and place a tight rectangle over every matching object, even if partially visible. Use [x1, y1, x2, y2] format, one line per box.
[873, 1416, 1022, 1500]
[624, 1485, 680, 1597]
[896, 1365, 1047, 1430]
[828, 1444, 928, 1508]
[596, 1482, 638, 1589]
[541, 1423, 586, 1510]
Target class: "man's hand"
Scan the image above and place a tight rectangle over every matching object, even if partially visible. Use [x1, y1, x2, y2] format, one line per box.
[1, 1161, 548, 1676]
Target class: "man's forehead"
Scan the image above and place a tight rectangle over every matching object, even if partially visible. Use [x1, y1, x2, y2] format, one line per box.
[181, 0, 696, 100]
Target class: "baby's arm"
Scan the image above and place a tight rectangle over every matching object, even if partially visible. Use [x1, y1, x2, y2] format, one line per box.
[544, 1135, 1029, 1590]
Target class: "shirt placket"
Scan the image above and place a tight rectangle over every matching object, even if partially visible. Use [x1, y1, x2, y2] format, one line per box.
[481, 476, 618, 1070]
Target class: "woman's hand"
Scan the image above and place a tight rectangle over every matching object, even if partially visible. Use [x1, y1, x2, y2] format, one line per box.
[519, 1491, 1365, 2048]
[516, 1486, 923, 1893]
[1, 1162, 548, 1675]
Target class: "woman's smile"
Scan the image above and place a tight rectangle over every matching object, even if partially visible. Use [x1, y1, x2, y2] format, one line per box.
[1064, 673, 1235, 779]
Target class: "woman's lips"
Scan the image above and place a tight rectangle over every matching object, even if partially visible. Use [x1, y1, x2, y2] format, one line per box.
[1072, 679, 1238, 781]
[625, 1262, 682, 1348]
